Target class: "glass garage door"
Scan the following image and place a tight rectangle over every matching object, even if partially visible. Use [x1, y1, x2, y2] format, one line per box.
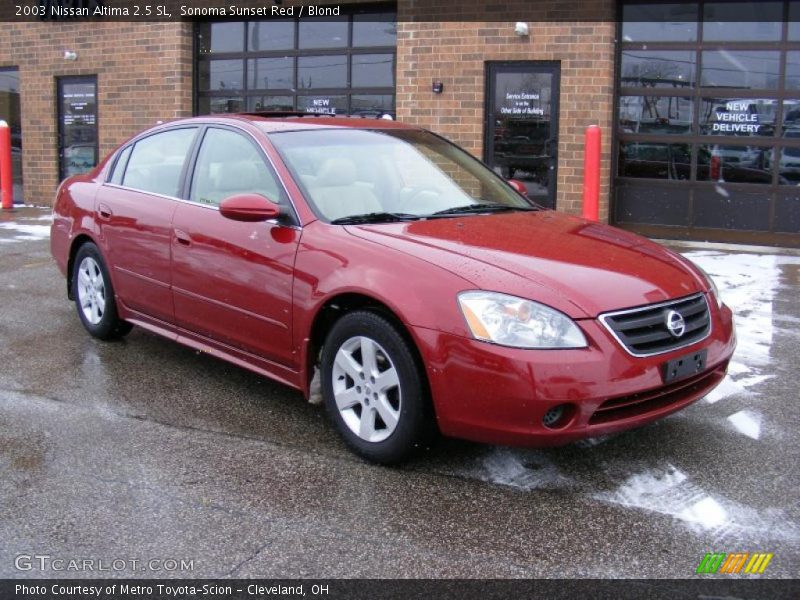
[614, 1, 800, 246]
[195, 10, 396, 118]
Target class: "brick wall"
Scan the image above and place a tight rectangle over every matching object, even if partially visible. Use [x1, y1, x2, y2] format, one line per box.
[0, 2, 617, 217]
[395, 3, 616, 219]
[0, 22, 193, 205]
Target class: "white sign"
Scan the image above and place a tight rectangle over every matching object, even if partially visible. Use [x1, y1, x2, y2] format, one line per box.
[713, 101, 760, 134]
[306, 98, 336, 115]
[500, 91, 544, 116]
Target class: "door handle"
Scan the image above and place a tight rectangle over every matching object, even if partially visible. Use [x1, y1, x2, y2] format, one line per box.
[174, 229, 191, 246]
[97, 203, 113, 220]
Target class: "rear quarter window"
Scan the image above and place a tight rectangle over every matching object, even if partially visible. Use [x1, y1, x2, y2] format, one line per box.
[108, 145, 132, 185]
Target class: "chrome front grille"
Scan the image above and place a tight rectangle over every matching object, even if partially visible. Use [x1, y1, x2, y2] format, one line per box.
[599, 293, 711, 357]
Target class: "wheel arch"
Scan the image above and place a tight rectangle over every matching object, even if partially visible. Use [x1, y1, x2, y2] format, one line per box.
[66, 233, 97, 300]
[304, 293, 433, 412]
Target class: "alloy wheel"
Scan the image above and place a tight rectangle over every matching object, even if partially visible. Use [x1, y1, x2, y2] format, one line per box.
[331, 335, 402, 443]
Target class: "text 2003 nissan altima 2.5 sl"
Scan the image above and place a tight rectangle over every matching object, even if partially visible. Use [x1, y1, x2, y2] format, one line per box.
[51, 114, 736, 464]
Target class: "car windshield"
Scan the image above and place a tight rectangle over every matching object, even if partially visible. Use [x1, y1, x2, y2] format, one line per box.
[267, 128, 535, 223]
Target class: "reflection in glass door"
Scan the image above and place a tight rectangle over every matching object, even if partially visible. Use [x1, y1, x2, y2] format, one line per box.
[0, 68, 22, 203]
[485, 62, 560, 209]
[58, 76, 98, 181]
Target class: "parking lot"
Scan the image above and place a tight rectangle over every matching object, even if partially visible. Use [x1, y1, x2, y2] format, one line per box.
[1, 206, 798, 579]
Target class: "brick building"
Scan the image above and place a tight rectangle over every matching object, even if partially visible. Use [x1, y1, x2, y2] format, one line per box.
[0, 0, 798, 246]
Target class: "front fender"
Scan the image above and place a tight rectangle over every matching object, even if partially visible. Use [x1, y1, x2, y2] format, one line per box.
[291, 221, 474, 395]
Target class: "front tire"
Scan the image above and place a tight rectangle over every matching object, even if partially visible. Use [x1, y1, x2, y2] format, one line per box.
[72, 242, 132, 340]
[320, 311, 434, 464]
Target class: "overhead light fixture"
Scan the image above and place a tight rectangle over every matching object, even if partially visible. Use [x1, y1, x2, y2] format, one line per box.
[514, 22, 529, 37]
[64, 50, 78, 61]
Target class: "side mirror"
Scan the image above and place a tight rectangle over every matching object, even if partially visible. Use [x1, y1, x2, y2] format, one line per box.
[219, 194, 281, 222]
[507, 179, 528, 196]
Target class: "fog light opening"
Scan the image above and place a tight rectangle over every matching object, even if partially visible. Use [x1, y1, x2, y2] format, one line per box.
[542, 403, 574, 429]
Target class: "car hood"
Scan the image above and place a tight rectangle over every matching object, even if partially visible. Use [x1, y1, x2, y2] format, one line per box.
[344, 210, 706, 318]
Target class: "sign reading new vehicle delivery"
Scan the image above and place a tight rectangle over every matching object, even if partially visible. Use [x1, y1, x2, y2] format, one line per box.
[713, 101, 760, 134]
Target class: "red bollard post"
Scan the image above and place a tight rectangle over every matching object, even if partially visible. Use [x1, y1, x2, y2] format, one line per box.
[582, 124, 601, 222]
[0, 120, 13, 210]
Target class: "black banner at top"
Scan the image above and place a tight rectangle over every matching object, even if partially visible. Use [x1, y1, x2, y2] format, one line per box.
[2, 0, 800, 23]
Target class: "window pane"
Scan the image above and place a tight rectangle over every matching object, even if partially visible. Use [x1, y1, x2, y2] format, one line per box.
[699, 97, 777, 137]
[783, 100, 800, 128]
[353, 14, 397, 46]
[299, 18, 348, 49]
[197, 22, 244, 54]
[703, 2, 782, 42]
[248, 20, 295, 51]
[198, 96, 244, 115]
[198, 60, 244, 92]
[786, 52, 800, 91]
[697, 144, 772, 184]
[298, 95, 347, 115]
[60, 79, 98, 179]
[352, 54, 395, 88]
[621, 3, 698, 42]
[620, 51, 695, 89]
[298, 56, 347, 89]
[247, 57, 294, 90]
[350, 94, 395, 117]
[778, 144, 800, 185]
[122, 128, 197, 197]
[247, 96, 294, 111]
[619, 96, 693, 134]
[109, 145, 132, 185]
[701, 51, 780, 89]
[191, 128, 285, 206]
[618, 142, 692, 180]
[790, 2, 800, 40]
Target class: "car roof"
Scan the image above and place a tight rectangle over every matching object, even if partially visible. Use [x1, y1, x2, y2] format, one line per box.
[189, 112, 421, 133]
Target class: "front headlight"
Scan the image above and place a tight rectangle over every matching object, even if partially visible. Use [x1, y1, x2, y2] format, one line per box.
[458, 291, 588, 349]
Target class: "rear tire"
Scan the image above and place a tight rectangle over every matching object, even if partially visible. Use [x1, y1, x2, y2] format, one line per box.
[321, 310, 434, 464]
[72, 242, 132, 340]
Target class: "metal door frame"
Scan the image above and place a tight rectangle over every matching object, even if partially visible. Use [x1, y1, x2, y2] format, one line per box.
[57, 75, 98, 181]
[484, 61, 560, 209]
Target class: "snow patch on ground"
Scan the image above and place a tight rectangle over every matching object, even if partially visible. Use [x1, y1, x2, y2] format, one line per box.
[594, 464, 797, 541]
[0, 222, 51, 242]
[461, 447, 573, 491]
[727, 409, 762, 440]
[682, 251, 778, 401]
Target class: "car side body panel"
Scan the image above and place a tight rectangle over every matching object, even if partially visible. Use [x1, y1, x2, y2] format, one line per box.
[171, 201, 300, 368]
[291, 220, 476, 394]
[95, 185, 177, 324]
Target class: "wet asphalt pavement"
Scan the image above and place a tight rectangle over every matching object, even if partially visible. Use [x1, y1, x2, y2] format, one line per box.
[0, 206, 798, 579]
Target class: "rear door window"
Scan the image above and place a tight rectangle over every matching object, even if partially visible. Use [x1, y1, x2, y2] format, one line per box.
[121, 128, 198, 197]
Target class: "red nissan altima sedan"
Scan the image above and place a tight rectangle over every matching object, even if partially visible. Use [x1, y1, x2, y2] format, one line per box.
[51, 114, 736, 463]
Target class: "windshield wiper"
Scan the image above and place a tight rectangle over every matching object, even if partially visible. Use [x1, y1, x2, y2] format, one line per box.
[330, 212, 420, 225]
[429, 203, 537, 217]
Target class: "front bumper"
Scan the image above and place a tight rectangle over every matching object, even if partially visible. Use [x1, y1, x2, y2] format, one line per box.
[411, 299, 736, 447]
